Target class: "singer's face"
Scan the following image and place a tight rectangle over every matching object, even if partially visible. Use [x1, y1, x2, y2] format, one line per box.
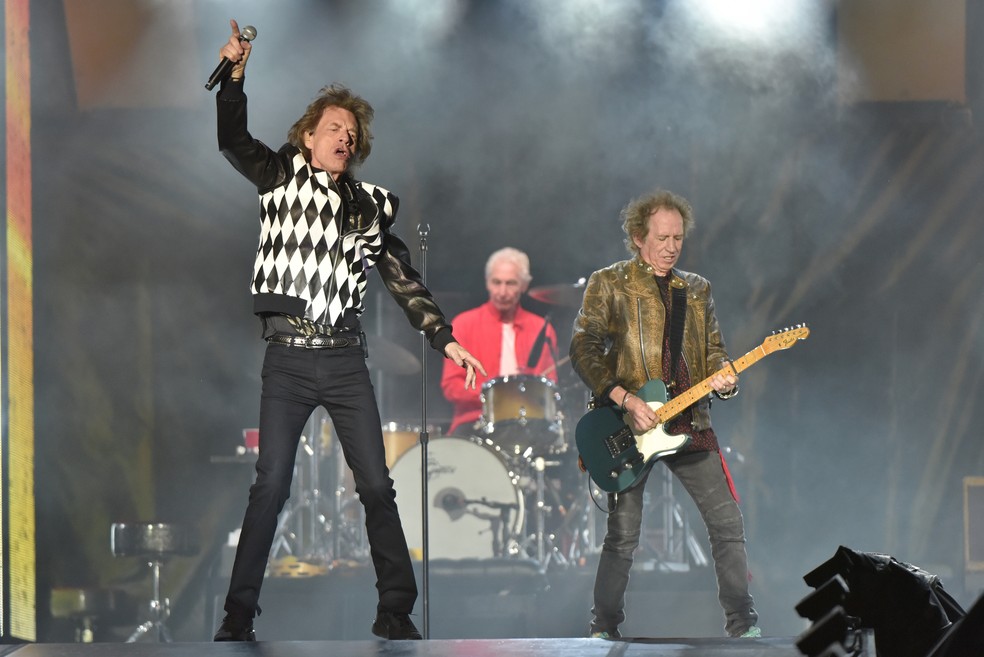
[486, 260, 528, 317]
[305, 106, 358, 179]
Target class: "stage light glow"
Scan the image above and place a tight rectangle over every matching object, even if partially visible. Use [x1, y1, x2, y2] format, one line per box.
[680, 0, 826, 48]
[519, 0, 643, 64]
[392, 0, 466, 40]
[689, 0, 794, 36]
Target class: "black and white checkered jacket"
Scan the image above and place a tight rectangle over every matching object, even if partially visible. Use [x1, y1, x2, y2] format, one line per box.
[216, 79, 453, 351]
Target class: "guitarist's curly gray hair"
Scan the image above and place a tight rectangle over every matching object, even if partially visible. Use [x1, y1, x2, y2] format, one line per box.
[621, 189, 695, 256]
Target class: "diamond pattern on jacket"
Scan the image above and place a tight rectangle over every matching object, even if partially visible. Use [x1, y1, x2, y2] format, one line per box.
[251, 152, 387, 326]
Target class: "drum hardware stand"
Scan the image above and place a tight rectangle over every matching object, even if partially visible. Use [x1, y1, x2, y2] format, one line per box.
[269, 429, 327, 562]
[110, 523, 197, 643]
[524, 456, 568, 568]
[534, 458, 547, 565]
[647, 465, 708, 570]
[462, 497, 519, 557]
[558, 479, 599, 564]
[324, 414, 368, 562]
[269, 409, 366, 564]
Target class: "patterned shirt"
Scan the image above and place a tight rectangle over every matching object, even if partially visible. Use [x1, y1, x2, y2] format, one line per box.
[655, 275, 719, 453]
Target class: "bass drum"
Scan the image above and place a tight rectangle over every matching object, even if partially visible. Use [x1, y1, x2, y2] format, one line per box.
[390, 437, 525, 559]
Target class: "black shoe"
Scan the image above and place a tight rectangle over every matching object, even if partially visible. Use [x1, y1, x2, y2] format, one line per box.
[371, 611, 422, 640]
[213, 614, 256, 642]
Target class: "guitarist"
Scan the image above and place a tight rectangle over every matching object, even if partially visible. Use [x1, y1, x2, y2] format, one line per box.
[569, 189, 760, 639]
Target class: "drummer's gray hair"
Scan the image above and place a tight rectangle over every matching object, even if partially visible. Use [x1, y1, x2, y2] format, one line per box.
[485, 247, 532, 285]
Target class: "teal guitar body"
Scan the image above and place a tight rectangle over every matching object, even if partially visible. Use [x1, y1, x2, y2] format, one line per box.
[574, 379, 689, 494]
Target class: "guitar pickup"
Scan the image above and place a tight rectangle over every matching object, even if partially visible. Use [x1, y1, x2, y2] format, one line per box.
[605, 425, 636, 459]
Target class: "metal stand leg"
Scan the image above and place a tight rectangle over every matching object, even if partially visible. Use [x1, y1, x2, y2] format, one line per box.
[521, 455, 591, 570]
[647, 466, 708, 570]
[534, 457, 547, 565]
[125, 561, 172, 643]
[269, 410, 367, 564]
[554, 472, 601, 565]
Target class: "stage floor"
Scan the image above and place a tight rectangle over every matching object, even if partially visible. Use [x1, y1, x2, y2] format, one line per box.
[5, 637, 803, 657]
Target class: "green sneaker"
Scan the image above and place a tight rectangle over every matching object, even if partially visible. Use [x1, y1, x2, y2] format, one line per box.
[738, 626, 762, 638]
[590, 630, 621, 639]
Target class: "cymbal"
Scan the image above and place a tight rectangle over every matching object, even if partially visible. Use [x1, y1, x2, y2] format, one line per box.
[527, 278, 587, 308]
[366, 335, 421, 375]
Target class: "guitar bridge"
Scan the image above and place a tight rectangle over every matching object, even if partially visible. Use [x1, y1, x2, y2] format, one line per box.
[605, 425, 636, 459]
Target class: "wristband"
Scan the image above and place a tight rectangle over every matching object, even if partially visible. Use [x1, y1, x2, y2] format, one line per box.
[620, 390, 632, 411]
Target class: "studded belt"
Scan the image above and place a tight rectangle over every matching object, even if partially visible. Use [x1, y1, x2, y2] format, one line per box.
[267, 333, 362, 349]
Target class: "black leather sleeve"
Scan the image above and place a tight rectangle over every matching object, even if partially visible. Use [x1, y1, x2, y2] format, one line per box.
[216, 79, 290, 191]
[375, 228, 454, 353]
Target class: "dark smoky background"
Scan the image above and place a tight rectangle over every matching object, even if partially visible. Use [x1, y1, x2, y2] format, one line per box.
[26, 0, 984, 641]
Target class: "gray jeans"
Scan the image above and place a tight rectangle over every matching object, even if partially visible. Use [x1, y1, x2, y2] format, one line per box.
[590, 449, 758, 637]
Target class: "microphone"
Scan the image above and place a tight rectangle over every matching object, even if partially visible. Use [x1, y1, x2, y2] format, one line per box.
[526, 314, 551, 371]
[205, 25, 257, 91]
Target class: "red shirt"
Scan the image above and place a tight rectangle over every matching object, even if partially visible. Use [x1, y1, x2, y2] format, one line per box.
[441, 301, 558, 435]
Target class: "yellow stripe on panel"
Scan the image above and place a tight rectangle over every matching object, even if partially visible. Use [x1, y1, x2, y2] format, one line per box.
[5, 0, 35, 642]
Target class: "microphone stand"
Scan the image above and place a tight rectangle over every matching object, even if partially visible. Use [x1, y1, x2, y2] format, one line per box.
[416, 223, 431, 639]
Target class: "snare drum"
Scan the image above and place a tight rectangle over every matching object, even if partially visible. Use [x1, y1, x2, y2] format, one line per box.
[480, 375, 563, 455]
[390, 437, 526, 559]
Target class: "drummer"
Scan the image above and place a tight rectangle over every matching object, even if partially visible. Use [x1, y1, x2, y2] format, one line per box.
[440, 247, 558, 436]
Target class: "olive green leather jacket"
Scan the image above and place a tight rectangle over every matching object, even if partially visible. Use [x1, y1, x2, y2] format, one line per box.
[569, 258, 732, 432]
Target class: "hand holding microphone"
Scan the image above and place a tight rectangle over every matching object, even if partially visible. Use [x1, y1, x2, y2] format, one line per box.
[205, 19, 257, 90]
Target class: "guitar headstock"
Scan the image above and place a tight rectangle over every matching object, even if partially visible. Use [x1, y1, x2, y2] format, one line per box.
[762, 324, 810, 353]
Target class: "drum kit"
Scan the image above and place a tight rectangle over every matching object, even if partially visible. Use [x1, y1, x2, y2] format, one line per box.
[262, 279, 710, 573]
[391, 372, 593, 567]
[267, 372, 599, 573]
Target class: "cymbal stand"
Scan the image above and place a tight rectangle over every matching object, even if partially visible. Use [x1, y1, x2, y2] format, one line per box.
[648, 465, 708, 570]
[519, 455, 573, 569]
[269, 409, 335, 562]
[326, 416, 368, 561]
[541, 390, 603, 565]
[534, 457, 547, 565]
[552, 471, 600, 565]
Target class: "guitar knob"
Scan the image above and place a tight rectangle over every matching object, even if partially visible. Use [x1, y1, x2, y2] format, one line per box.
[609, 470, 618, 479]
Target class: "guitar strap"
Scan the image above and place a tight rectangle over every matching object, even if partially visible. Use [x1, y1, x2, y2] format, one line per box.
[666, 282, 687, 394]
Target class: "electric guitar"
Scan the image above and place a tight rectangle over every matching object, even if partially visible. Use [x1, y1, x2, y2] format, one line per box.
[575, 325, 810, 493]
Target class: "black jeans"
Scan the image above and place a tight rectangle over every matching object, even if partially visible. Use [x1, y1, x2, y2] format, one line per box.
[223, 342, 417, 619]
[590, 450, 757, 637]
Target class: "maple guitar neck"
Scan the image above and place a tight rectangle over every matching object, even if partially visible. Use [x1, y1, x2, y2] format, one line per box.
[655, 345, 767, 423]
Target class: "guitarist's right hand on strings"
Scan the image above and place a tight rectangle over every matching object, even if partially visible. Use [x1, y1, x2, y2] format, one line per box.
[610, 385, 658, 433]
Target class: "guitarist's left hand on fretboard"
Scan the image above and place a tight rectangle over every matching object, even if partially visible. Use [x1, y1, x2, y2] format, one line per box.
[707, 369, 738, 396]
